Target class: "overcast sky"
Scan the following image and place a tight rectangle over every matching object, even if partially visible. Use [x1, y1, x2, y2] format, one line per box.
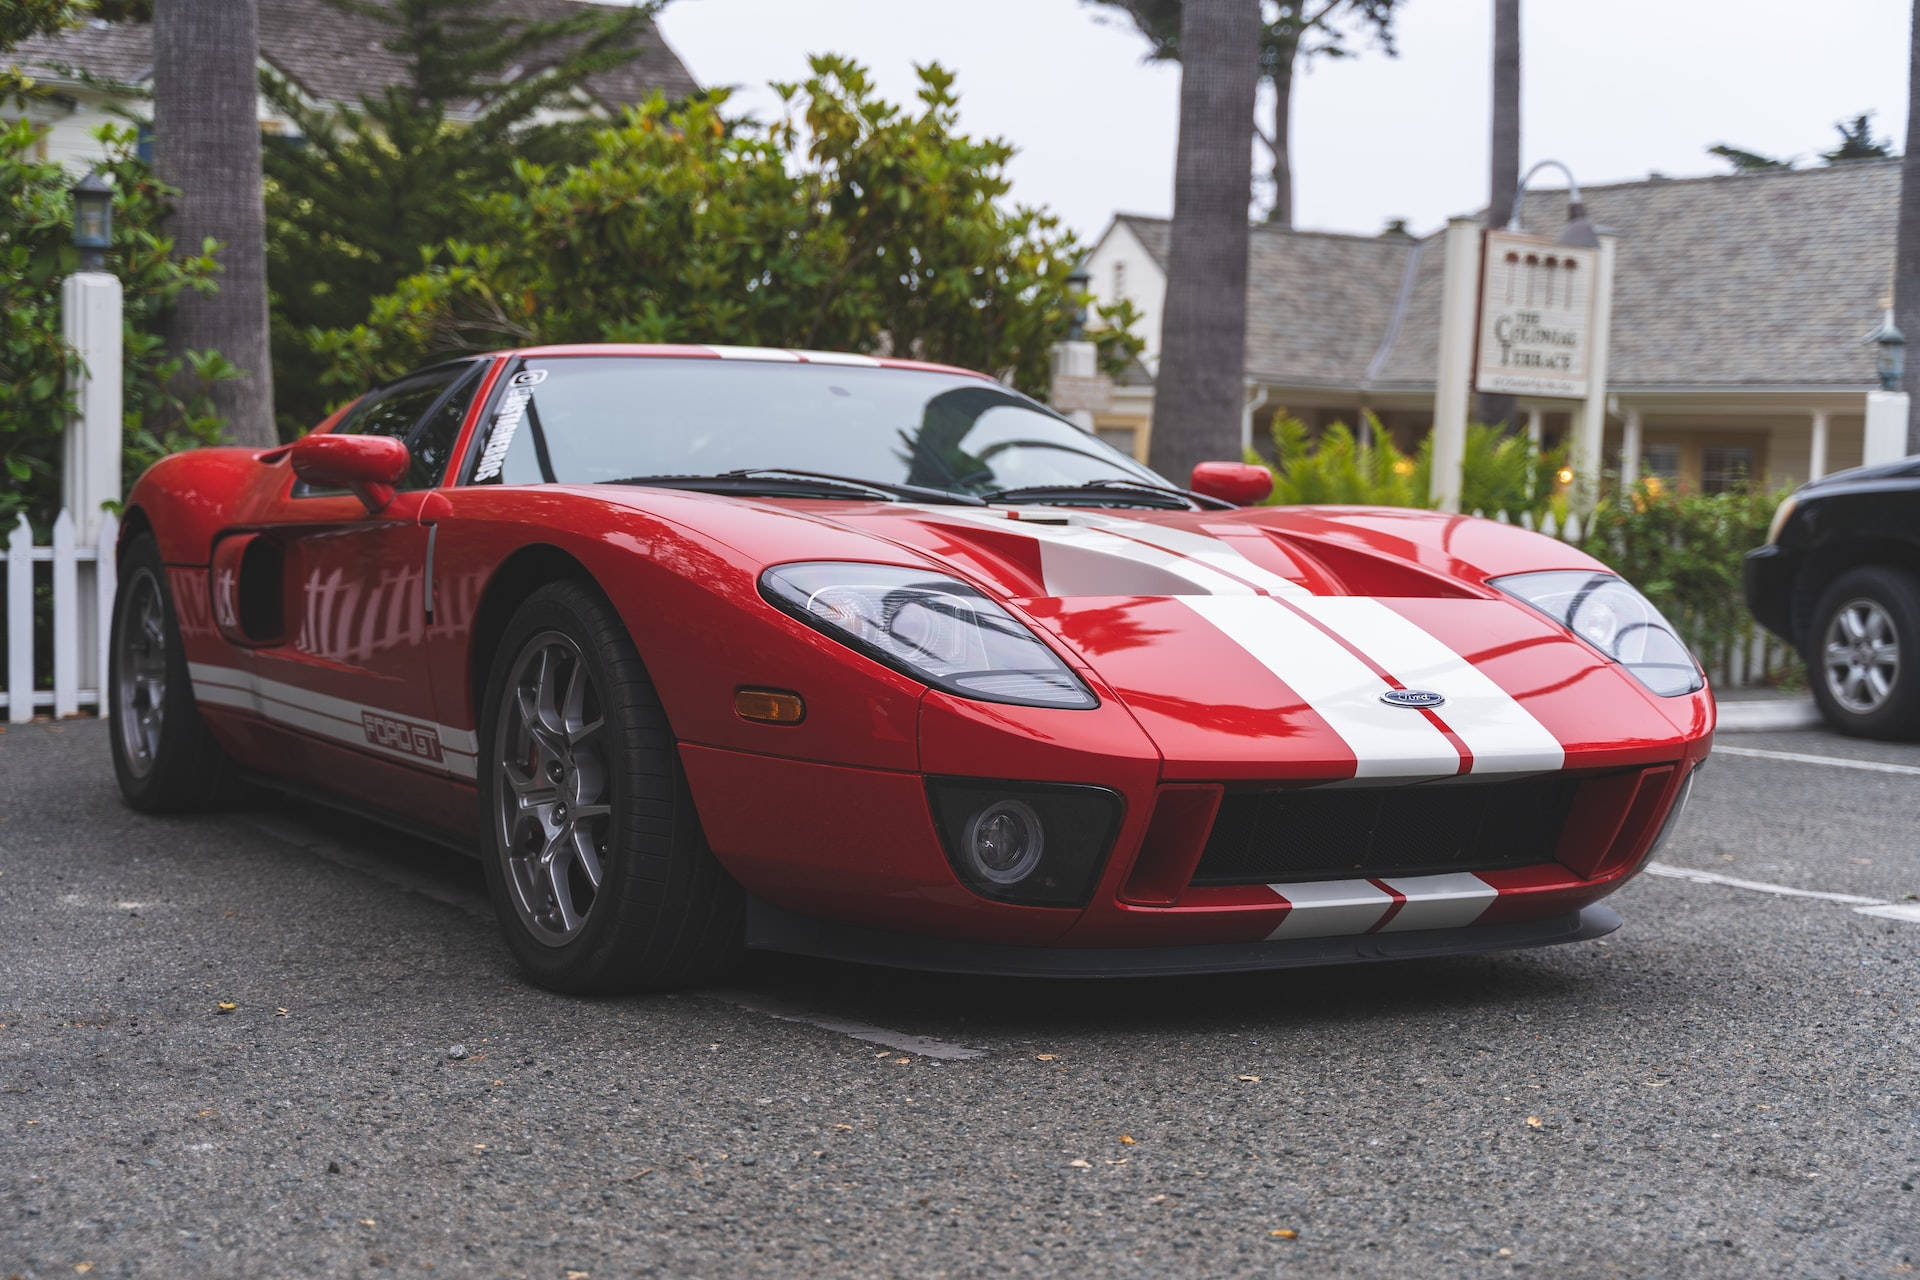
[655, 0, 1913, 247]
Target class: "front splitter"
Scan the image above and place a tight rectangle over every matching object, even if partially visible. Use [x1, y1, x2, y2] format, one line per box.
[743, 899, 1622, 979]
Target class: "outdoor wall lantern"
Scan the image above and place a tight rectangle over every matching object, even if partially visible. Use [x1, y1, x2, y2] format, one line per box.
[1066, 258, 1091, 341]
[70, 171, 113, 271]
[1866, 308, 1905, 391]
[1506, 159, 1599, 248]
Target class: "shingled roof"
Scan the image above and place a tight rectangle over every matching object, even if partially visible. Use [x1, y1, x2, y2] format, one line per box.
[12, 0, 698, 112]
[1122, 158, 1897, 394]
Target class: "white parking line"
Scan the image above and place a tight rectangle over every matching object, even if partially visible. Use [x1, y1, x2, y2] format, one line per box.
[702, 989, 986, 1061]
[1644, 861, 1920, 925]
[1712, 744, 1920, 776]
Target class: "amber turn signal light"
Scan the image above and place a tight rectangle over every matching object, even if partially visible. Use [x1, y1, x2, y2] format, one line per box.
[734, 688, 805, 725]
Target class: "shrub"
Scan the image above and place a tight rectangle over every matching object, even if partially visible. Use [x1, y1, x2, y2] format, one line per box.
[308, 59, 1131, 403]
[1581, 480, 1799, 684]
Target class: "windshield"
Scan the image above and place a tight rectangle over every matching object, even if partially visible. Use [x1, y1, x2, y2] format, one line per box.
[463, 356, 1167, 497]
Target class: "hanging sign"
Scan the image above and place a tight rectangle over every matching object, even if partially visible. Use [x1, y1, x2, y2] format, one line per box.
[1473, 229, 1598, 399]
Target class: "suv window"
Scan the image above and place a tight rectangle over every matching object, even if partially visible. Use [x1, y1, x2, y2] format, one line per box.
[297, 363, 480, 495]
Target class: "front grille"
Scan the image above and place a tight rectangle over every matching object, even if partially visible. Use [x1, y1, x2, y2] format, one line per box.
[1190, 774, 1581, 886]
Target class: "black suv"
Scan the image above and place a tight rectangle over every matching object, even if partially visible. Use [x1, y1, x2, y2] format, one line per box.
[1745, 456, 1920, 739]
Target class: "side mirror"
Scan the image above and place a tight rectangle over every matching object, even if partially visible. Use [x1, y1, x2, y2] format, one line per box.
[1189, 461, 1274, 507]
[288, 433, 409, 514]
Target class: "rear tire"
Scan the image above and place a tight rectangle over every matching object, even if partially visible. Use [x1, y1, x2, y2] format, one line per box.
[108, 532, 234, 810]
[1806, 565, 1920, 740]
[477, 580, 743, 993]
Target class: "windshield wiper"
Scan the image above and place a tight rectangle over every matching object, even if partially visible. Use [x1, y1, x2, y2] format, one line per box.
[980, 478, 1231, 511]
[595, 468, 985, 505]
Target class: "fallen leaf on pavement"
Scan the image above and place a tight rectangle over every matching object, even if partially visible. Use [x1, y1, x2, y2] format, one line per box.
[274, 1008, 289, 1017]
[1237, 1074, 1261, 1083]
[1068, 1158, 1092, 1169]
[1270, 1228, 1298, 1239]
[74, 1265, 94, 1274]
[1525, 1116, 1543, 1128]
[215, 1002, 236, 1014]
[1035, 1054, 1057, 1061]
[1119, 1135, 1136, 1145]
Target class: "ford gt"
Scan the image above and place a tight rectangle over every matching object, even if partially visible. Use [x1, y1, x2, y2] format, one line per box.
[110, 345, 1714, 992]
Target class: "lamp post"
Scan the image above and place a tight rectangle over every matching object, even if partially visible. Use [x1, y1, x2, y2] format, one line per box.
[70, 171, 114, 272]
[1867, 308, 1906, 391]
[1065, 258, 1091, 342]
[1508, 158, 1599, 247]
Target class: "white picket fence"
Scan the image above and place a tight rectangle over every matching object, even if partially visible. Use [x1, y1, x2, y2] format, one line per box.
[2, 509, 119, 724]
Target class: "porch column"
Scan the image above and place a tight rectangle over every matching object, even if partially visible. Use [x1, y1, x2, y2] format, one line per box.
[1808, 409, 1829, 481]
[1620, 407, 1643, 487]
[1525, 407, 1543, 447]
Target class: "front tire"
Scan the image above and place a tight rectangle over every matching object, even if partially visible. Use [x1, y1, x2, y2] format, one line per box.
[108, 532, 233, 810]
[1806, 566, 1920, 740]
[478, 581, 743, 994]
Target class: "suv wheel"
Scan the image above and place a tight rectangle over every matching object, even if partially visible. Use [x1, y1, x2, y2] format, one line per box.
[1807, 566, 1920, 740]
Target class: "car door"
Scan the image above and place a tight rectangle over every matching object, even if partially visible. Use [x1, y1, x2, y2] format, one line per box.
[200, 362, 486, 786]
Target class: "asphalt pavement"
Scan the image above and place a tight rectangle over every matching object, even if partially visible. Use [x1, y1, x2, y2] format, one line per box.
[2, 718, 1916, 1278]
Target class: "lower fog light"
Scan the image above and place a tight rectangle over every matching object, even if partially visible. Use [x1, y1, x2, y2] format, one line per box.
[964, 800, 1045, 885]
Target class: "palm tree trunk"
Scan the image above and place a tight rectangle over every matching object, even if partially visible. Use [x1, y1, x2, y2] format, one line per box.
[152, 0, 275, 447]
[1899, 0, 1920, 453]
[1266, 50, 1294, 227]
[1149, 0, 1261, 485]
[1477, 0, 1522, 433]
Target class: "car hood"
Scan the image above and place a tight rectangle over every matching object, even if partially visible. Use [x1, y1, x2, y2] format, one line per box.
[601, 490, 1712, 779]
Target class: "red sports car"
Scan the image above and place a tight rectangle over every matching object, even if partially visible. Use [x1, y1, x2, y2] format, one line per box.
[111, 346, 1713, 992]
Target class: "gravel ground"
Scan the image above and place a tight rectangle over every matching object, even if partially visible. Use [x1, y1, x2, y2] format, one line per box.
[1, 719, 1915, 1278]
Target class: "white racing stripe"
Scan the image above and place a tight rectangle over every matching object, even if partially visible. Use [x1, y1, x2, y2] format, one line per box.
[189, 661, 477, 779]
[930, 508, 1258, 597]
[1184, 596, 1460, 778]
[1376, 872, 1499, 931]
[1072, 513, 1311, 599]
[1265, 878, 1394, 939]
[1289, 597, 1564, 775]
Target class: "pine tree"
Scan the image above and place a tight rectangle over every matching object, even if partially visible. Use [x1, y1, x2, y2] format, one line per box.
[264, 0, 670, 433]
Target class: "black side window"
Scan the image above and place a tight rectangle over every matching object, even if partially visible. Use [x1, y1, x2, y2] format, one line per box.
[406, 364, 484, 489]
[298, 365, 473, 496]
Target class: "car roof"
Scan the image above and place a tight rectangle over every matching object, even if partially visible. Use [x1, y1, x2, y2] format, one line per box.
[498, 343, 993, 381]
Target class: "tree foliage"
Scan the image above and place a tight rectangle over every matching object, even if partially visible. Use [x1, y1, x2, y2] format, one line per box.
[1821, 111, 1894, 163]
[0, 120, 234, 528]
[264, 0, 665, 434]
[312, 58, 1127, 401]
[1709, 110, 1897, 173]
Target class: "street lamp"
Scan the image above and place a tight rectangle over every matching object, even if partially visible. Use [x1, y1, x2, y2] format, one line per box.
[1507, 159, 1598, 247]
[1065, 258, 1091, 341]
[1866, 307, 1905, 391]
[70, 171, 113, 272]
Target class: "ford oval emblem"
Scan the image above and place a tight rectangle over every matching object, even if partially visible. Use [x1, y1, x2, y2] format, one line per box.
[1381, 688, 1446, 709]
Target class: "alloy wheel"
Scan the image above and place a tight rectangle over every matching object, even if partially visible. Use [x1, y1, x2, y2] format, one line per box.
[1822, 597, 1902, 716]
[492, 632, 614, 946]
[115, 568, 168, 778]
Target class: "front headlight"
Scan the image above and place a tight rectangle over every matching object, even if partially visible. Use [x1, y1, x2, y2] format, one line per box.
[760, 562, 1098, 710]
[1765, 494, 1798, 545]
[1493, 570, 1703, 697]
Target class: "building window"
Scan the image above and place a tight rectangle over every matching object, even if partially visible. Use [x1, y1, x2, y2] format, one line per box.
[1642, 444, 1681, 482]
[135, 123, 153, 165]
[1111, 259, 1127, 302]
[1700, 446, 1754, 494]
